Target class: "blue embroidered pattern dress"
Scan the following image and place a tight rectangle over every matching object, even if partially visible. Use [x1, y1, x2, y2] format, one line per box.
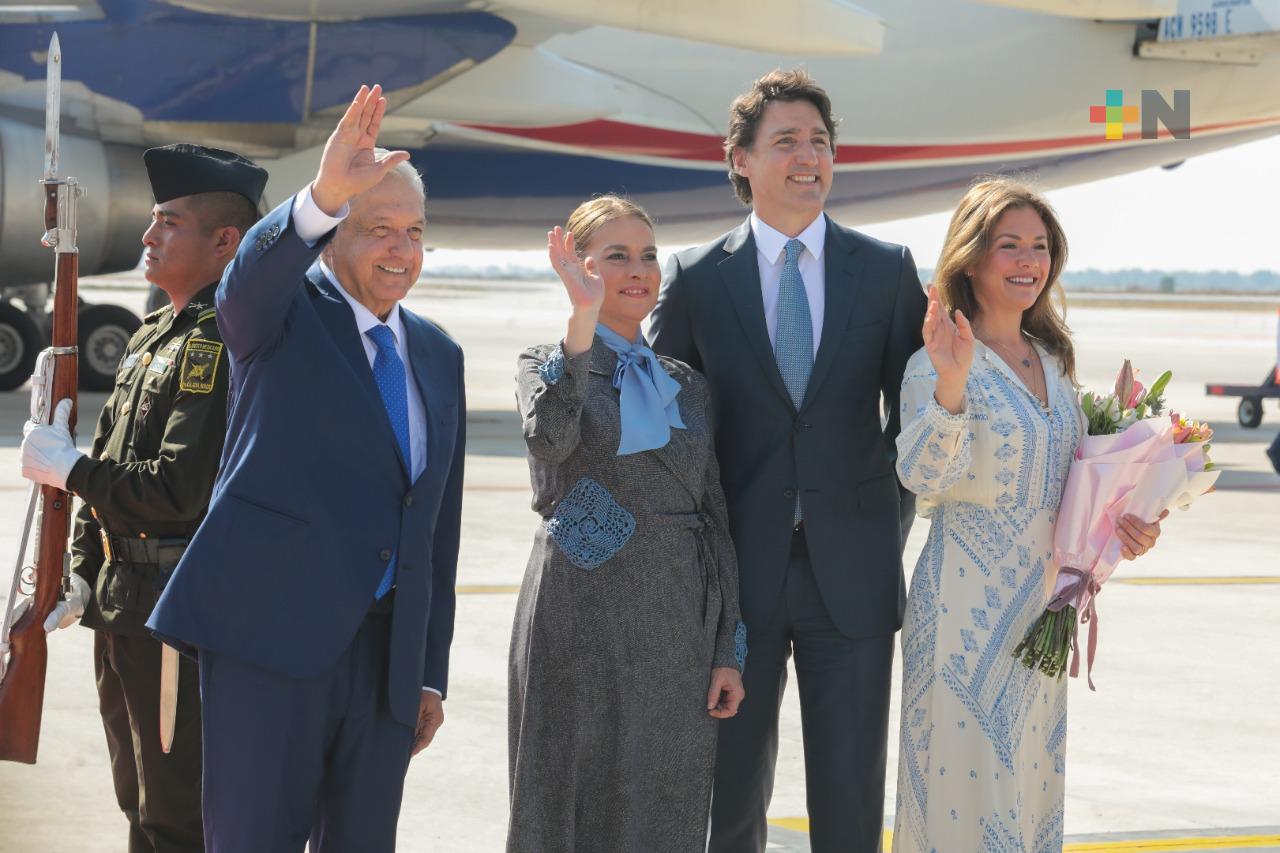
[508, 336, 744, 853]
[892, 342, 1084, 853]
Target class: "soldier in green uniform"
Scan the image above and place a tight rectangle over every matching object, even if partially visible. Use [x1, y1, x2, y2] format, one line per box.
[19, 144, 267, 853]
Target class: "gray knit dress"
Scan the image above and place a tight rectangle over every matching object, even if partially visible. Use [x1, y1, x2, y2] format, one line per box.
[508, 336, 745, 853]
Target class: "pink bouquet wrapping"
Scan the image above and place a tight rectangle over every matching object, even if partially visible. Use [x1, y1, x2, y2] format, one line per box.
[1012, 362, 1220, 687]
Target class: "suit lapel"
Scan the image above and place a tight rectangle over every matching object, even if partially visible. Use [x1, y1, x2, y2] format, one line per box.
[307, 265, 407, 484]
[804, 220, 867, 411]
[716, 220, 794, 409]
[403, 312, 452, 486]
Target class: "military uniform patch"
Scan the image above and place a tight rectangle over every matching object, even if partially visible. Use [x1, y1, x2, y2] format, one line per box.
[179, 339, 223, 394]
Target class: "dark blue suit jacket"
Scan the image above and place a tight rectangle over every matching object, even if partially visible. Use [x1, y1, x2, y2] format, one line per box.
[149, 199, 465, 726]
[650, 216, 925, 640]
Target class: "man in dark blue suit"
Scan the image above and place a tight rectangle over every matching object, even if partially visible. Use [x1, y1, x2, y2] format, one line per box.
[651, 69, 926, 852]
[149, 85, 465, 853]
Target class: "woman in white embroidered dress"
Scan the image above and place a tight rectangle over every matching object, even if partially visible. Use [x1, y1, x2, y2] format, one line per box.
[892, 178, 1165, 853]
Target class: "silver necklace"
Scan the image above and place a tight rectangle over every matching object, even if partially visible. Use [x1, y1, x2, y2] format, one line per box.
[986, 336, 1048, 406]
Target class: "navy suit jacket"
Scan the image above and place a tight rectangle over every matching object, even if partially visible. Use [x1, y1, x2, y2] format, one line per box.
[650, 216, 925, 639]
[149, 199, 465, 726]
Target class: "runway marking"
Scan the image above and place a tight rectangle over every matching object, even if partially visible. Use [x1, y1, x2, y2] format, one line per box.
[456, 584, 520, 595]
[765, 822, 1280, 851]
[1112, 576, 1280, 585]
[1065, 836, 1280, 851]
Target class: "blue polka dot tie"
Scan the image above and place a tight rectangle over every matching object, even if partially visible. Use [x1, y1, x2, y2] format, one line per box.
[774, 238, 812, 524]
[366, 324, 410, 599]
[774, 238, 813, 406]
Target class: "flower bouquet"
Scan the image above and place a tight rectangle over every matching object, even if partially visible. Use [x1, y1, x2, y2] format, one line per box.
[1012, 360, 1220, 687]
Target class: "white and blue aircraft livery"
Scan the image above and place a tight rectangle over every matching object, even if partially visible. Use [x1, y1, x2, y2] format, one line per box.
[0, 0, 1276, 388]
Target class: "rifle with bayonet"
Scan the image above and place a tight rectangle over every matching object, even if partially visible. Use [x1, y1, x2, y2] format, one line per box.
[0, 32, 81, 764]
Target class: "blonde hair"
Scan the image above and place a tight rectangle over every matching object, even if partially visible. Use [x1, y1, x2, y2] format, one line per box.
[565, 195, 654, 257]
[935, 176, 1076, 384]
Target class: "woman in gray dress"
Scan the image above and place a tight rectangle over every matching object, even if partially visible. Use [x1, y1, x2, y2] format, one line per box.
[508, 196, 746, 852]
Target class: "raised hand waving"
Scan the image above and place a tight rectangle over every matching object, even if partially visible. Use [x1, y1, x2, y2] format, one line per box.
[312, 84, 411, 215]
[548, 226, 605, 316]
[549, 226, 605, 356]
[922, 285, 974, 413]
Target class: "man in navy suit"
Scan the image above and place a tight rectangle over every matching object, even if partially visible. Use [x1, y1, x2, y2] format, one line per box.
[149, 85, 465, 853]
[651, 69, 926, 852]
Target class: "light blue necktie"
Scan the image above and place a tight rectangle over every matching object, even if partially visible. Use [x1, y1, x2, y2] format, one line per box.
[775, 238, 813, 406]
[366, 324, 410, 599]
[775, 238, 813, 523]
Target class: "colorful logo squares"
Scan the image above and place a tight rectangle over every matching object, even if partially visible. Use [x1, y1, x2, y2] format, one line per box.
[1090, 90, 1140, 140]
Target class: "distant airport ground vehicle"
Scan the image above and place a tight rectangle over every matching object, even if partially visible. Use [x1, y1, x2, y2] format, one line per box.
[1207, 369, 1280, 428]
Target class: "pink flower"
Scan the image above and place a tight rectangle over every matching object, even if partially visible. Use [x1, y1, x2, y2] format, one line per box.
[1169, 411, 1213, 444]
[1127, 378, 1145, 410]
[1114, 360, 1139, 410]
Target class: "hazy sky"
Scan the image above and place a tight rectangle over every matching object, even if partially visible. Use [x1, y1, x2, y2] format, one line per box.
[426, 133, 1280, 276]
[860, 133, 1280, 274]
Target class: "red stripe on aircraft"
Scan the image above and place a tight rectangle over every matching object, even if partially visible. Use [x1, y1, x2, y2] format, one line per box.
[461, 114, 1280, 164]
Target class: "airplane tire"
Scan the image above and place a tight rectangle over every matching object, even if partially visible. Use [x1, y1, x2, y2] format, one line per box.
[79, 304, 142, 392]
[0, 302, 43, 391]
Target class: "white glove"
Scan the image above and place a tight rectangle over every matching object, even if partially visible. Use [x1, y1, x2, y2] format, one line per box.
[21, 399, 82, 491]
[5, 572, 90, 633]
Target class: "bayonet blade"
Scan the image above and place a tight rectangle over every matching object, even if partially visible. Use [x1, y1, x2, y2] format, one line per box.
[159, 644, 179, 753]
[43, 33, 61, 180]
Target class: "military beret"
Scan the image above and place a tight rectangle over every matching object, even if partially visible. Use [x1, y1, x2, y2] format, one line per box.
[143, 144, 268, 207]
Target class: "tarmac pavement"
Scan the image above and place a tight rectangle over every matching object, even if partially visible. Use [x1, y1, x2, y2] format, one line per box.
[0, 275, 1276, 852]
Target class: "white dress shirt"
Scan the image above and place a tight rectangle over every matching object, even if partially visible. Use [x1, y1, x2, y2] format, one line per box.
[291, 187, 439, 698]
[751, 211, 827, 357]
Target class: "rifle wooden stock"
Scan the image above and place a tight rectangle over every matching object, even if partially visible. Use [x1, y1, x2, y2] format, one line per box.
[0, 185, 78, 764]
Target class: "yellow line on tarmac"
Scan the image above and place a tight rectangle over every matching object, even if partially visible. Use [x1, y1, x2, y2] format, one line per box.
[1112, 576, 1280, 586]
[456, 584, 520, 595]
[764, 822, 1280, 851]
[1065, 835, 1280, 851]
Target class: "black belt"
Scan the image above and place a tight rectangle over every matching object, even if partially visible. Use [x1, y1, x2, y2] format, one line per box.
[103, 534, 189, 568]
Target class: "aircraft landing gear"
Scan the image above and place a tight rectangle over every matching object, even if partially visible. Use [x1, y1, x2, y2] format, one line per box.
[0, 301, 44, 391]
[0, 288, 143, 392]
[78, 303, 141, 391]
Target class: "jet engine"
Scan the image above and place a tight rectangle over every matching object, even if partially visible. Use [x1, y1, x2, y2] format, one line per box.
[0, 121, 151, 390]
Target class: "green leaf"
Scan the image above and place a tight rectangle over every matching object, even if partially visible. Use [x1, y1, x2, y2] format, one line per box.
[1148, 370, 1173, 398]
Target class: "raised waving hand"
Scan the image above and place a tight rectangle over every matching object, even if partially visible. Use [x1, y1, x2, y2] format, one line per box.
[922, 285, 974, 414]
[549, 226, 605, 355]
[312, 84, 411, 215]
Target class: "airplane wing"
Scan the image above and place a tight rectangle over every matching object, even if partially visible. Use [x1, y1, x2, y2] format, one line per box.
[973, 0, 1176, 19]
[161, 0, 884, 55]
